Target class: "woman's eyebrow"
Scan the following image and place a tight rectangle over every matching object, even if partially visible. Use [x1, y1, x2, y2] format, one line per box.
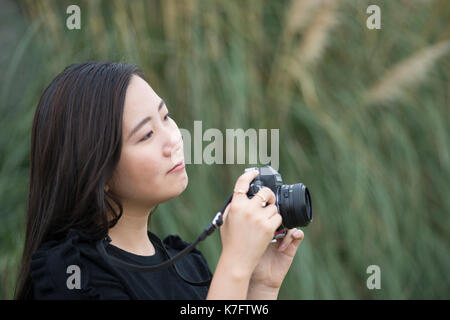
[127, 99, 165, 140]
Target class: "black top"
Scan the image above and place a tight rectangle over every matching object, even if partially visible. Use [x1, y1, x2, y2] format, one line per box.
[30, 229, 212, 299]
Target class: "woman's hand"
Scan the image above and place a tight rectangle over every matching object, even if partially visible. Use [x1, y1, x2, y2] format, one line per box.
[247, 228, 305, 299]
[208, 170, 303, 300]
[219, 170, 282, 277]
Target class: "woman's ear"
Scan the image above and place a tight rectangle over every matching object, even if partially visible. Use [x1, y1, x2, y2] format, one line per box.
[105, 184, 110, 192]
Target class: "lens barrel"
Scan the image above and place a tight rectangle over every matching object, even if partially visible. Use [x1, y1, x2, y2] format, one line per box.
[277, 183, 312, 228]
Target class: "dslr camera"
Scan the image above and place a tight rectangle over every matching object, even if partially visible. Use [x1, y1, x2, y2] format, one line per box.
[244, 165, 312, 239]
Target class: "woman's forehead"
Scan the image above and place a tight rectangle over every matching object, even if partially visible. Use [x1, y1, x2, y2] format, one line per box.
[123, 76, 161, 128]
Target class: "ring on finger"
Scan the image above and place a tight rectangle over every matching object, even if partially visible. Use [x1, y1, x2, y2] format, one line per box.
[254, 193, 268, 207]
[254, 193, 267, 202]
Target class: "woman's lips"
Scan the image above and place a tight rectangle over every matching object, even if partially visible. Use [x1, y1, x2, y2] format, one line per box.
[167, 161, 185, 174]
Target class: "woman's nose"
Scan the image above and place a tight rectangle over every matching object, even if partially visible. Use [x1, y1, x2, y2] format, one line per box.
[163, 131, 183, 159]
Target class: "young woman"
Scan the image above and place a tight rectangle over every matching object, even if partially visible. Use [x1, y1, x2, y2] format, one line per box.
[14, 62, 304, 300]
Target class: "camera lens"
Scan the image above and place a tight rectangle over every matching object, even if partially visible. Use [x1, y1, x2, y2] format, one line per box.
[277, 183, 312, 228]
[304, 187, 312, 222]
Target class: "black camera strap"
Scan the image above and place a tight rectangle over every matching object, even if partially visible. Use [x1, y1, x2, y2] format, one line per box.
[96, 194, 233, 285]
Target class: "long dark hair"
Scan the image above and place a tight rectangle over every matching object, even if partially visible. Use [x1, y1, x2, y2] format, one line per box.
[15, 61, 146, 299]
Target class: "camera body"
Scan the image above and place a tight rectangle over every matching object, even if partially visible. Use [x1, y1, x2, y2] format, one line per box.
[244, 165, 313, 239]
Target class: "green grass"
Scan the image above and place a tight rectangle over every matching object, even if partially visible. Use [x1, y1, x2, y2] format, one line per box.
[0, 0, 449, 299]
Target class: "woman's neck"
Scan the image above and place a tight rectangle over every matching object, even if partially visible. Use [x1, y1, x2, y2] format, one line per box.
[107, 210, 155, 256]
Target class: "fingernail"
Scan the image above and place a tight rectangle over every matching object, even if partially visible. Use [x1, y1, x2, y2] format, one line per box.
[293, 229, 303, 239]
[278, 243, 287, 251]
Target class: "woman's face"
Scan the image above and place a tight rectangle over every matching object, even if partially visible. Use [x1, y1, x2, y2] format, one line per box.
[107, 75, 187, 211]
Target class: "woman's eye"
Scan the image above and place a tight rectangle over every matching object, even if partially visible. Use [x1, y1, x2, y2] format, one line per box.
[140, 131, 153, 142]
[140, 114, 169, 142]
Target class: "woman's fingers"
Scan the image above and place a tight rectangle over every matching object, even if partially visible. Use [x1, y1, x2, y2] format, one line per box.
[232, 169, 259, 198]
[277, 228, 304, 252]
[223, 169, 258, 228]
[252, 187, 276, 207]
[231, 169, 276, 211]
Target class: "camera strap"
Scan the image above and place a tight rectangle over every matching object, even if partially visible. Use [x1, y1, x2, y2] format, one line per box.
[96, 194, 233, 285]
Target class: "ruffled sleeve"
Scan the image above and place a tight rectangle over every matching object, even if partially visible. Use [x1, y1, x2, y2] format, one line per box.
[30, 229, 130, 300]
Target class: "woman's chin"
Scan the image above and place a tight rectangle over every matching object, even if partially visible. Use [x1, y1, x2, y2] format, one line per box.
[178, 170, 188, 191]
[166, 171, 188, 199]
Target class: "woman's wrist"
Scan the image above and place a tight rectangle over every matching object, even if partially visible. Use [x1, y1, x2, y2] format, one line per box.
[206, 252, 253, 300]
[247, 281, 280, 300]
[221, 249, 257, 278]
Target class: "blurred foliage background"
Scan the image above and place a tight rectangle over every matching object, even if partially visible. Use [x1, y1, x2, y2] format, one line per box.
[0, 0, 449, 299]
